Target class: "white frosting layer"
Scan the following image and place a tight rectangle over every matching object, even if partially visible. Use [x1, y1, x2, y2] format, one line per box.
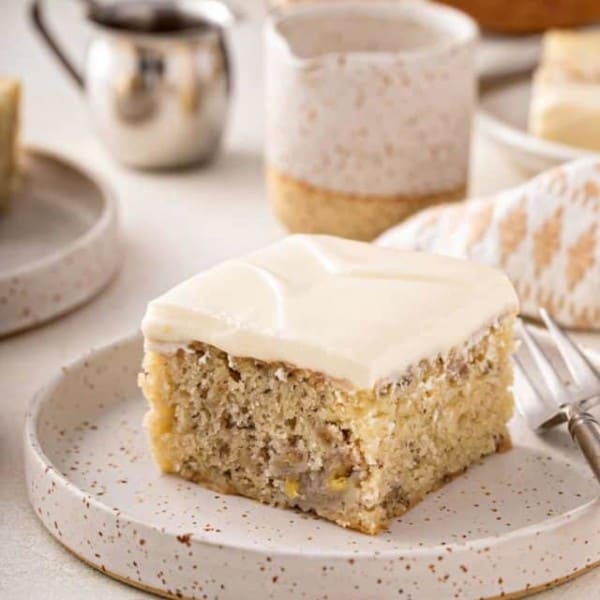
[265, 2, 477, 196]
[142, 235, 518, 389]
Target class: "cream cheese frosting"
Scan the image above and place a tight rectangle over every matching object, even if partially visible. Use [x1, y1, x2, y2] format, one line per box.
[142, 235, 518, 389]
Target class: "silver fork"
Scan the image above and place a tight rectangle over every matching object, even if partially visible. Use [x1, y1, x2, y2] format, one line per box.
[513, 308, 600, 482]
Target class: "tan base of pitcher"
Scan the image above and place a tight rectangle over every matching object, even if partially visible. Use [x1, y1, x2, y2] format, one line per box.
[267, 167, 466, 241]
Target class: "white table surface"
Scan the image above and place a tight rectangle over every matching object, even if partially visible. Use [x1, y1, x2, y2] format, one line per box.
[0, 1, 598, 598]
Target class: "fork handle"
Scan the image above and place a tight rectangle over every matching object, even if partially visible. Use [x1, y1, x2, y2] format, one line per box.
[566, 403, 600, 483]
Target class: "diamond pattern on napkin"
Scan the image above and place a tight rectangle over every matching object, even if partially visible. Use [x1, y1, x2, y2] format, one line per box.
[377, 159, 600, 330]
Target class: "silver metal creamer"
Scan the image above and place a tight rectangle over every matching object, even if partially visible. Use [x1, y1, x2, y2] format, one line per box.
[31, 0, 238, 169]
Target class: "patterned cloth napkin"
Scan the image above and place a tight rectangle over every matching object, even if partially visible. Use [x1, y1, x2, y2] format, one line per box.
[377, 159, 600, 330]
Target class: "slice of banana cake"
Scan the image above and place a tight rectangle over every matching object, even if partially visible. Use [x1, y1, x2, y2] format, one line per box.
[140, 234, 518, 534]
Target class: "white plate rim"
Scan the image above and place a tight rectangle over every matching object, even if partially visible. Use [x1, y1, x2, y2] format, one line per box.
[0, 146, 121, 335]
[477, 77, 598, 170]
[2, 146, 118, 278]
[477, 32, 541, 82]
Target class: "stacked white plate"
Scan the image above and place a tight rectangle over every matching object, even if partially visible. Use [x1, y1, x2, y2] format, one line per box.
[0, 148, 120, 336]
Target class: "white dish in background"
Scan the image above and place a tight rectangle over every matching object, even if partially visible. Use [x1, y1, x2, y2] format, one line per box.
[477, 32, 541, 81]
[25, 333, 600, 600]
[0, 148, 120, 336]
[478, 77, 596, 176]
[477, 24, 600, 82]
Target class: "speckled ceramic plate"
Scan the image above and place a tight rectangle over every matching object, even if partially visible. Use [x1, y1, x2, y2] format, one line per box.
[478, 77, 597, 176]
[0, 147, 120, 336]
[25, 334, 600, 600]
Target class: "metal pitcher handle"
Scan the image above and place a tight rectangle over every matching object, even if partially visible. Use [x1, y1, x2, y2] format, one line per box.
[30, 0, 84, 88]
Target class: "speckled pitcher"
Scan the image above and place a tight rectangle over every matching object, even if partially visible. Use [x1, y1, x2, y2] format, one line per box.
[265, 1, 479, 240]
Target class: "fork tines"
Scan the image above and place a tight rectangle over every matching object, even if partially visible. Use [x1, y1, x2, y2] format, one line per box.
[514, 309, 600, 431]
[538, 309, 600, 399]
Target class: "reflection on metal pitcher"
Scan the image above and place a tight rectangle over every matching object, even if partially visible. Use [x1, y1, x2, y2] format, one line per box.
[31, 0, 237, 169]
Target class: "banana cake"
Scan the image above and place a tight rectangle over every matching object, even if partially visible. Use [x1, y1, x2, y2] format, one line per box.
[0, 77, 20, 209]
[140, 235, 518, 534]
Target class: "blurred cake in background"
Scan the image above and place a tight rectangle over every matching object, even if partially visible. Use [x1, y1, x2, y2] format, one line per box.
[0, 77, 20, 209]
[439, 0, 600, 33]
[529, 31, 600, 151]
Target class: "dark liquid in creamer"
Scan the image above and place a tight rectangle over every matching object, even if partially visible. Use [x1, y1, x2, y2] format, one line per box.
[89, 1, 216, 34]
